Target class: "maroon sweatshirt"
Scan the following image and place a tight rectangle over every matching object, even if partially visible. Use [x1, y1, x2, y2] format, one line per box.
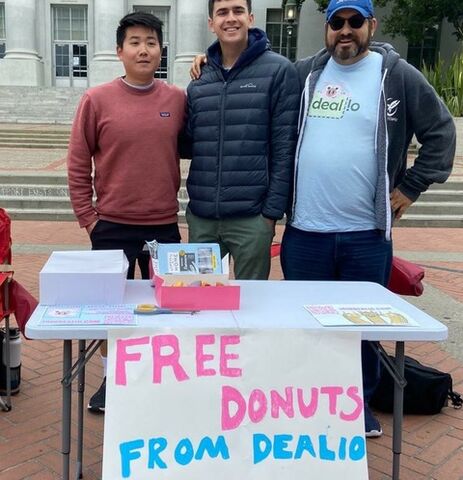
[67, 78, 186, 228]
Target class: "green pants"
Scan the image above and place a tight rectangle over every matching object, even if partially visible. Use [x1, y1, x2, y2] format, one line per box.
[186, 209, 274, 280]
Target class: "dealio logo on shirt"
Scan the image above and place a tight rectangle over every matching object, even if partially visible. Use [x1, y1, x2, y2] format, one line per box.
[311, 97, 360, 113]
[309, 91, 360, 120]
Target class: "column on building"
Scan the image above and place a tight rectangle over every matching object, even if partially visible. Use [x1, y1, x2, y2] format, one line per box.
[89, 0, 126, 86]
[173, 0, 209, 88]
[0, 0, 43, 86]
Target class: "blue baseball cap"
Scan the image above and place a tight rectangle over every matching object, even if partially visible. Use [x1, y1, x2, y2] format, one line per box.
[326, 0, 375, 21]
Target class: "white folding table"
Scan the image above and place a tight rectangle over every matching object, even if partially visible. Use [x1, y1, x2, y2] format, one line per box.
[26, 279, 448, 480]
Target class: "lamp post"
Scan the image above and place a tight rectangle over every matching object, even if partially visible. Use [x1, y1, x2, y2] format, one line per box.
[281, 0, 305, 59]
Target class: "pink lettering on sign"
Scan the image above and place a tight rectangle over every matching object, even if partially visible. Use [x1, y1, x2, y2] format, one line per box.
[222, 385, 246, 431]
[248, 389, 268, 424]
[271, 387, 295, 419]
[340, 386, 363, 421]
[115, 336, 150, 386]
[196, 335, 216, 377]
[152, 335, 190, 383]
[114, 333, 243, 386]
[220, 335, 242, 377]
[320, 386, 344, 415]
[221, 384, 363, 431]
[297, 387, 319, 418]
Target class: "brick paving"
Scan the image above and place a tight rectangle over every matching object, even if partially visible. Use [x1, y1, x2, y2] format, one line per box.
[0, 221, 460, 479]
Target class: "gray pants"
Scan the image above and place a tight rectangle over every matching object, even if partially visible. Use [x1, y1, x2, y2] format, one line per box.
[186, 209, 274, 280]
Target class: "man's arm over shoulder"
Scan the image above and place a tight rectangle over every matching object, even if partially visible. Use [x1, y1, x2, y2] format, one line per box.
[263, 58, 301, 220]
[398, 61, 456, 201]
[67, 93, 98, 228]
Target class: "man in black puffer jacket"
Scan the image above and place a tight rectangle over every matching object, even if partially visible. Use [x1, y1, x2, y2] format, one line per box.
[186, 0, 300, 280]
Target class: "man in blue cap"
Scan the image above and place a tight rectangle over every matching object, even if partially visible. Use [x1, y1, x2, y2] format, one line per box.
[281, 0, 455, 437]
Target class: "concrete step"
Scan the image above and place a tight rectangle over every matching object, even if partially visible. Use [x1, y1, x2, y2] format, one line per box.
[0, 142, 69, 149]
[0, 117, 73, 124]
[427, 182, 463, 191]
[6, 208, 188, 222]
[5, 207, 459, 227]
[0, 137, 69, 145]
[0, 173, 68, 185]
[0, 184, 69, 197]
[407, 201, 463, 215]
[0, 173, 189, 186]
[0, 131, 70, 137]
[6, 207, 77, 222]
[421, 190, 463, 202]
[0, 195, 190, 210]
[0, 196, 72, 210]
[398, 214, 463, 228]
[0, 136, 69, 143]
[0, 87, 84, 125]
[0, 139, 69, 146]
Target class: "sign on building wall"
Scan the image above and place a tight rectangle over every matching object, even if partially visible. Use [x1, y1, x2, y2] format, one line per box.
[103, 328, 368, 479]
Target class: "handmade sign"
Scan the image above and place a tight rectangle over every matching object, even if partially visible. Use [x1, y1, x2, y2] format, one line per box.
[103, 328, 368, 479]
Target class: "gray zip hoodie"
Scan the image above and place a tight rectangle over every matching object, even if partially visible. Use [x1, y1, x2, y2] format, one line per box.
[292, 42, 456, 238]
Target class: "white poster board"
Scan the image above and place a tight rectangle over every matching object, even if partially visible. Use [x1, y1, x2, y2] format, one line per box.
[103, 328, 368, 480]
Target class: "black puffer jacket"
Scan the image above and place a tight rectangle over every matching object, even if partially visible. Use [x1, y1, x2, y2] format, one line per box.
[186, 28, 300, 220]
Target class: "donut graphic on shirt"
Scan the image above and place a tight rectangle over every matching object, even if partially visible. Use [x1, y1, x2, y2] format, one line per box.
[324, 85, 341, 98]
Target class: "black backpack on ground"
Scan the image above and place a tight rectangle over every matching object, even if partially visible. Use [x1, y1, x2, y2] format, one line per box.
[370, 355, 463, 415]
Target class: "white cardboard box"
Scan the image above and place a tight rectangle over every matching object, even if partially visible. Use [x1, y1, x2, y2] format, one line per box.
[39, 250, 128, 305]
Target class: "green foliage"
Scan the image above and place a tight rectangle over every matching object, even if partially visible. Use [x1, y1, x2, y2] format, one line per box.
[376, 0, 463, 43]
[313, 0, 329, 11]
[422, 52, 463, 116]
[313, 0, 463, 42]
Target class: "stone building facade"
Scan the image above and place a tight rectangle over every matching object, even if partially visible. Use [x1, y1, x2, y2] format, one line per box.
[0, 0, 460, 89]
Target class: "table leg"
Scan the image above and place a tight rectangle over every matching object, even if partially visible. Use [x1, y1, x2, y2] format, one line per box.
[4, 314, 11, 410]
[61, 339, 102, 479]
[392, 341, 405, 480]
[62, 340, 72, 480]
[76, 340, 86, 479]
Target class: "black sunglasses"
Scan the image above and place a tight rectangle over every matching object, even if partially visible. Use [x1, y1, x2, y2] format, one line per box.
[328, 14, 367, 31]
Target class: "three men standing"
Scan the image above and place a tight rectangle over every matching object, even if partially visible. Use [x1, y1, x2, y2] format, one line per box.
[68, 0, 456, 439]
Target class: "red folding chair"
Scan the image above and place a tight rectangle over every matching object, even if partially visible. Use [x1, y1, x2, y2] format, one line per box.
[0, 209, 39, 411]
[0, 208, 13, 411]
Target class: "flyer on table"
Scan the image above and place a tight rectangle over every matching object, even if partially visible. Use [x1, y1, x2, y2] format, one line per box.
[305, 304, 419, 327]
[39, 304, 137, 326]
[102, 328, 368, 479]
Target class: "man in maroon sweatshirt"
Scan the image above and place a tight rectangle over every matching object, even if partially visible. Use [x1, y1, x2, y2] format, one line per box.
[67, 11, 187, 412]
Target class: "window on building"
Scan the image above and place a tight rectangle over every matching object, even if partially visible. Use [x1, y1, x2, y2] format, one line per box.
[52, 5, 88, 86]
[53, 5, 88, 42]
[0, 3, 6, 59]
[266, 8, 298, 62]
[133, 6, 170, 81]
[407, 25, 440, 69]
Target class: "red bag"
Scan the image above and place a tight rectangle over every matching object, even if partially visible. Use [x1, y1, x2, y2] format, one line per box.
[9, 280, 38, 338]
[0, 209, 12, 264]
[387, 256, 425, 297]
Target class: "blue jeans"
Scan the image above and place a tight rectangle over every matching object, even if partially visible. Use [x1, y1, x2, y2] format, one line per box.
[281, 225, 393, 402]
